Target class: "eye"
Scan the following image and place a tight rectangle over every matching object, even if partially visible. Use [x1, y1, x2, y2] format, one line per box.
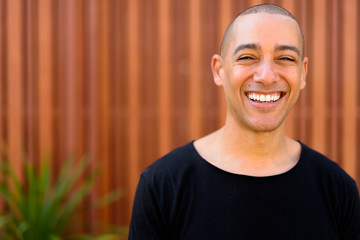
[236, 55, 258, 65]
[276, 56, 297, 65]
[238, 55, 255, 61]
[279, 57, 296, 62]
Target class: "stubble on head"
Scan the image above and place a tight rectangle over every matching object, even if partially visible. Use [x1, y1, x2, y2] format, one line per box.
[220, 4, 305, 60]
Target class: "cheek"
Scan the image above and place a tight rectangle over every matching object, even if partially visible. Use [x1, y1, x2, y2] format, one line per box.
[285, 69, 303, 87]
[228, 67, 250, 88]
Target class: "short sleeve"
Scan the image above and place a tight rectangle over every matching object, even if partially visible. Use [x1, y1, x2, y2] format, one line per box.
[129, 174, 170, 240]
[338, 180, 360, 240]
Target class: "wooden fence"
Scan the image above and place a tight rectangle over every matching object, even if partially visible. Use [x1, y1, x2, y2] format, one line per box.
[0, 0, 359, 232]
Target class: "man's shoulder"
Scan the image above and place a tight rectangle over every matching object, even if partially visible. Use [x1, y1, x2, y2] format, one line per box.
[300, 142, 357, 187]
[141, 141, 198, 181]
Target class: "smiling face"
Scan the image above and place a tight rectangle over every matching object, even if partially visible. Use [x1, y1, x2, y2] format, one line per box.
[212, 13, 308, 132]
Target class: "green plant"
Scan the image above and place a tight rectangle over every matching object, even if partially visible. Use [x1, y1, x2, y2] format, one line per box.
[0, 154, 126, 240]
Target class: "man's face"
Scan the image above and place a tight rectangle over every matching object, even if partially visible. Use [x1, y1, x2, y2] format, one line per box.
[213, 13, 308, 132]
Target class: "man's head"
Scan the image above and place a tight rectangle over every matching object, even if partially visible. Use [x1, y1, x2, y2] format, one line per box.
[212, 4, 308, 133]
[220, 4, 305, 59]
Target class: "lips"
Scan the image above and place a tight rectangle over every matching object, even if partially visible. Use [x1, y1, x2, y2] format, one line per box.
[246, 92, 284, 103]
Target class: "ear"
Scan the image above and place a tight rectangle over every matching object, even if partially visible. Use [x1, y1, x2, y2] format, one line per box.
[211, 54, 224, 86]
[300, 57, 308, 90]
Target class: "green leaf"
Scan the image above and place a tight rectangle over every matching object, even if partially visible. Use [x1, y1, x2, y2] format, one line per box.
[0, 150, 127, 239]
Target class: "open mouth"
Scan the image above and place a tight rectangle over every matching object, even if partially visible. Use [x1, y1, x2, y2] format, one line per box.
[246, 92, 285, 103]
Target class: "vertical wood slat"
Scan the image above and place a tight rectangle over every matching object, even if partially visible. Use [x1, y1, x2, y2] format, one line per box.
[0, 0, 4, 213]
[0, 0, 4, 146]
[127, 0, 141, 216]
[158, 0, 172, 156]
[25, 0, 37, 165]
[299, 0, 309, 141]
[189, 0, 202, 138]
[7, 0, 24, 179]
[250, 0, 266, 6]
[112, 0, 127, 226]
[142, 0, 158, 170]
[76, 0, 85, 163]
[342, 0, 357, 177]
[38, 0, 53, 161]
[86, 0, 100, 228]
[64, 0, 76, 155]
[99, 0, 111, 226]
[74, 0, 87, 229]
[330, 0, 340, 162]
[55, 0, 66, 173]
[311, 0, 327, 154]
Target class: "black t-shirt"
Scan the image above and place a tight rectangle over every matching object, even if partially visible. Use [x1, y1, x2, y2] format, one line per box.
[129, 142, 360, 240]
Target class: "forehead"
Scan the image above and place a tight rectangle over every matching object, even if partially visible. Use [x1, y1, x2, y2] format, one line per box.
[228, 13, 302, 54]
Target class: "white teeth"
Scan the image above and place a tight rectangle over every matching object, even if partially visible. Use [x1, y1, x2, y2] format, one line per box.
[247, 93, 281, 102]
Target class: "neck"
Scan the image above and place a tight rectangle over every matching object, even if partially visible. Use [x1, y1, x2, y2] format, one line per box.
[218, 118, 289, 164]
[194, 115, 301, 176]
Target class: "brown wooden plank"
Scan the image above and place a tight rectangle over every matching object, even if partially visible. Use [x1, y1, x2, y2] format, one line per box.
[114, 0, 129, 226]
[249, 0, 266, 6]
[158, 0, 172, 156]
[299, 0, 309, 142]
[38, 0, 53, 161]
[311, 0, 327, 154]
[172, 0, 190, 147]
[330, 0, 340, 162]
[86, 0, 100, 231]
[75, 0, 85, 160]
[127, 0, 141, 219]
[25, 0, 37, 165]
[54, 0, 66, 177]
[189, 0, 202, 139]
[341, 0, 357, 178]
[0, 0, 4, 212]
[112, 0, 128, 226]
[64, 0, 76, 156]
[98, 0, 111, 227]
[7, 0, 24, 179]
[0, 0, 4, 147]
[75, 0, 87, 231]
[141, 0, 159, 170]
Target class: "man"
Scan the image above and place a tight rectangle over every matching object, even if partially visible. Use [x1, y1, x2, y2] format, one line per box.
[129, 4, 360, 240]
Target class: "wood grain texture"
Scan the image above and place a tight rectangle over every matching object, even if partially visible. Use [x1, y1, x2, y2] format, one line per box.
[127, 0, 141, 222]
[342, 0, 358, 177]
[158, 0, 172, 156]
[38, 0, 53, 161]
[1, 0, 359, 231]
[7, 0, 24, 179]
[311, 0, 327, 154]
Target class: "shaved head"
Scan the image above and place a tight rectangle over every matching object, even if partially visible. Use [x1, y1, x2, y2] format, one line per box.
[220, 4, 304, 59]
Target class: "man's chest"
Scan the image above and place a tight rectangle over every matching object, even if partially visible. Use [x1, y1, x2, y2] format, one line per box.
[168, 178, 338, 240]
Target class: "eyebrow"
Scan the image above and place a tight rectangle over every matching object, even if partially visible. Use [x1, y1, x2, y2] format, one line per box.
[232, 43, 260, 56]
[232, 43, 301, 57]
[274, 45, 300, 57]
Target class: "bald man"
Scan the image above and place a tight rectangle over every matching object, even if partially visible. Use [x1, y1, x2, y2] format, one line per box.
[129, 4, 360, 240]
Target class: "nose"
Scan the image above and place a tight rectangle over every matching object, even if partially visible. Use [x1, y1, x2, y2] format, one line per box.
[253, 57, 279, 84]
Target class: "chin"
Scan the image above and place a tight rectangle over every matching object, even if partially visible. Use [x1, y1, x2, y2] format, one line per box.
[247, 118, 285, 133]
[251, 125, 280, 133]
